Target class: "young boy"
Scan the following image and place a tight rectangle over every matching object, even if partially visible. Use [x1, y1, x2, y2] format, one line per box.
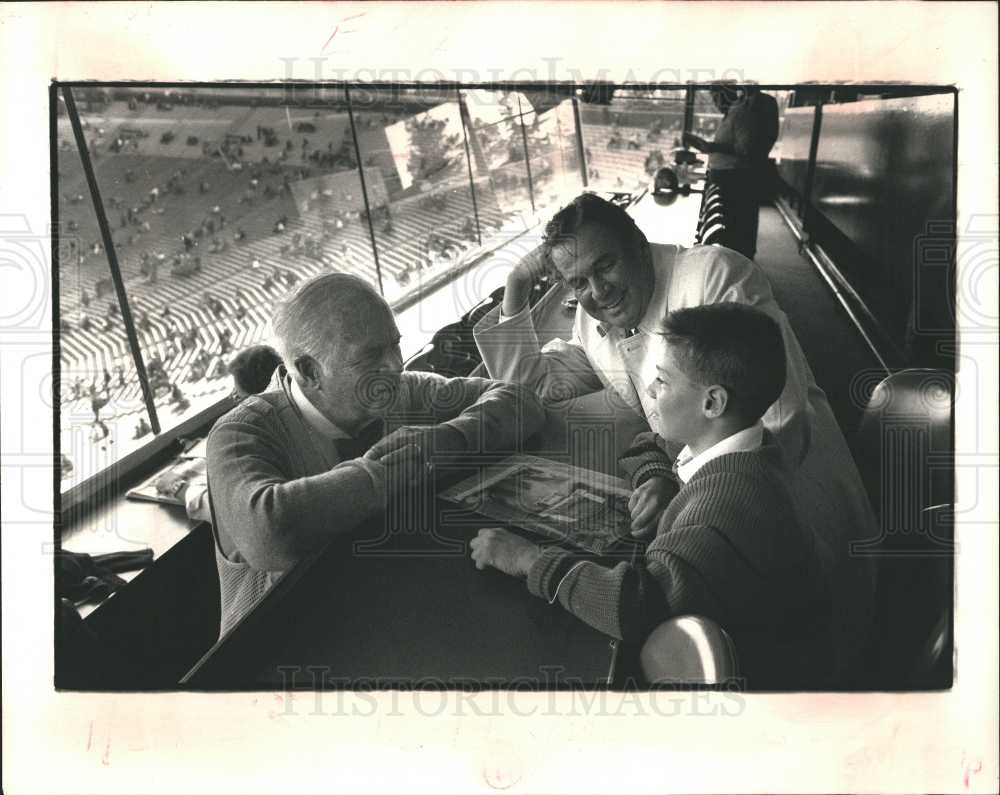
[470, 303, 831, 686]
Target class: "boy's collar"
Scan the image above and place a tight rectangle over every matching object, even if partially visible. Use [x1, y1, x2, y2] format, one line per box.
[675, 422, 764, 484]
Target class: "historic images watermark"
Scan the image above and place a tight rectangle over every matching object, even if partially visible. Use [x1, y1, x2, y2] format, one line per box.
[274, 665, 747, 718]
[2, 214, 61, 553]
[278, 58, 747, 103]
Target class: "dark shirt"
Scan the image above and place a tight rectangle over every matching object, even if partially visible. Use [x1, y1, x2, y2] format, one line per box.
[709, 93, 779, 171]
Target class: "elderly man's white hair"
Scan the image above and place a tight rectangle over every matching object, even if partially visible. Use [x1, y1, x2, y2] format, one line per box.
[271, 272, 389, 376]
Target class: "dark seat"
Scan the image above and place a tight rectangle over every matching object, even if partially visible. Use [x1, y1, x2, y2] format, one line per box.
[853, 368, 954, 523]
[851, 369, 954, 688]
[639, 615, 740, 685]
[871, 503, 954, 687]
[403, 286, 505, 377]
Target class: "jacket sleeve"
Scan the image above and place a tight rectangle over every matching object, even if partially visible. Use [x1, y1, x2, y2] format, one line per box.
[697, 247, 814, 466]
[473, 301, 605, 405]
[207, 407, 385, 572]
[400, 371, 547, 454]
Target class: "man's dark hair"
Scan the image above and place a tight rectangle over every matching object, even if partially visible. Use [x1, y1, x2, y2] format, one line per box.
[228, 344, 282, 396]
[542, 193, 644, 260]
[661, 303, 786, 422]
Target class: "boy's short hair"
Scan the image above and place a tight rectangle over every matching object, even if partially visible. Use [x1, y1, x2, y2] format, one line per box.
[228, 344, 282, 396]
[661, 303, 786, 422]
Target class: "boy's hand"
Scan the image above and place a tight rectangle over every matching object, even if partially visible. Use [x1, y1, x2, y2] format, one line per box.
[628, 476, 674, 538]
[154, 471, 189, 498]
[470, 527, 541, 578]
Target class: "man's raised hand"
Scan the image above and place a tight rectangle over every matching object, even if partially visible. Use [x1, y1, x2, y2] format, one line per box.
[502, 243, 551, 317]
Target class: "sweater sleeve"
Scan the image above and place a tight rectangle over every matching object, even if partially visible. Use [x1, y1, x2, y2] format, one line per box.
[400, 371, 546, 454]
[525, 546, 669, 641]
[523, 519, 769, 642]
[618, 431, 675, 489]
[207, 409, 385, 572]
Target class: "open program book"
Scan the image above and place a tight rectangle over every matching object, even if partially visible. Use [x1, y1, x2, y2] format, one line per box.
[440, 454, 633, 555]
[125, 438, 206, 507]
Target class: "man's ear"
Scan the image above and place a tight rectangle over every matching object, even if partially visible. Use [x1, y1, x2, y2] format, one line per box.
[295, 354, 323, 389]
[703, 385, 729, 419]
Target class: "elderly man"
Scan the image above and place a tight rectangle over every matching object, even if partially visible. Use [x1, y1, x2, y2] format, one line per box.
[474, 192, 878, 683]
[208, 273, 544, 636]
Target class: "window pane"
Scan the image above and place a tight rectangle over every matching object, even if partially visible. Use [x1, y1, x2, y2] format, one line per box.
[579, 90, 687, 192]
[523, 97, 584, 215]
[461, 90, 537, 227]
[60, 85, 405, 491]
[57, 104, 155, 491]
[769, 90, 795, 160]
[351, 87, 483, 323]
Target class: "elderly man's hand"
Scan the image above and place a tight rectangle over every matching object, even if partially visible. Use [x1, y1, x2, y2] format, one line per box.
[371, 443, 424, 495]
[365, 424, 467, 474]
[470, 527, 541, 578]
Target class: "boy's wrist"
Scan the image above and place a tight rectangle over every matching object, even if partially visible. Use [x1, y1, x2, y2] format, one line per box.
[517, 544, 543, 577]
[632, 462, 672, 489]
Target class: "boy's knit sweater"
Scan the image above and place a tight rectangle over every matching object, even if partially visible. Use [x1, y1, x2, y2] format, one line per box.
[526, 440, 832, 683]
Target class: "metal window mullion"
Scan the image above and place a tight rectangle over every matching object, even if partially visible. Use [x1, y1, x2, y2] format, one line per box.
[517, 95, 535, 213]
[51, 82, 63, 541]
[683, 85, 695, 137]
[571, 95, 588, 188]
[62, 85, 161, 434]
[802, 103, 823, 238]
[457, 90, 482, 246]
[345, 86, 384, 296]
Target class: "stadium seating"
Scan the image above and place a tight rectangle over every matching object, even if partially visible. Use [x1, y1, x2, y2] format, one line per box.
[695, 182, 730, 246]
